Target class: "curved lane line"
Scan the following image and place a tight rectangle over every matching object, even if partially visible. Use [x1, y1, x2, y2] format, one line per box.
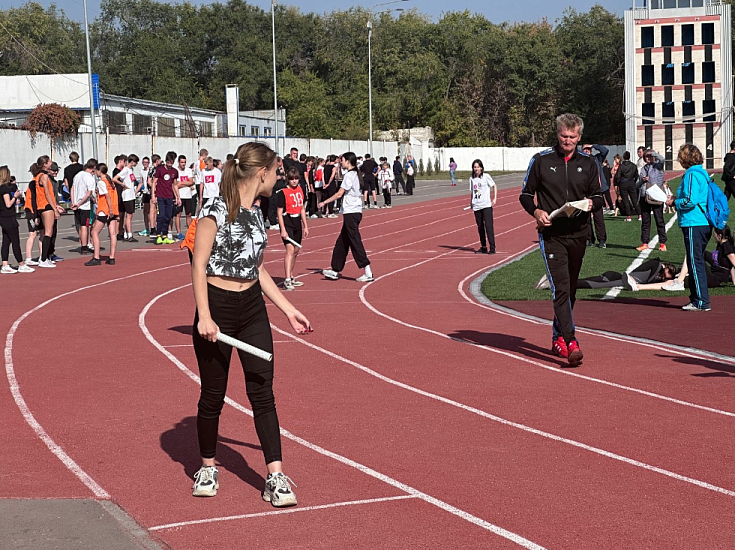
[4, 262, 188, 499]
[139, 286, 547, 550]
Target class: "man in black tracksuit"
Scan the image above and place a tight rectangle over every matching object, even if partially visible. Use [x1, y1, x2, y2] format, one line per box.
[519, 113, 604, 367]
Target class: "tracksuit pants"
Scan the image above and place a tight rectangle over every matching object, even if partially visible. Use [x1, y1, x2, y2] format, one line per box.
[330, 213, 370, 271]
[156, 198, 173, 235]
[474, 207, 495, 251]
[587, 208, 607, 244]
[640, 199, 667, 245]
[539, 233, 587, 344]
[682, 225, 713, 309]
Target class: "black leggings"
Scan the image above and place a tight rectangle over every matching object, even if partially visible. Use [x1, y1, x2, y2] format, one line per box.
[618, 182, 640, 217]
[0, 217, 22, 263]
[474, 207, 495, 251]
[192, 282, 280, 463]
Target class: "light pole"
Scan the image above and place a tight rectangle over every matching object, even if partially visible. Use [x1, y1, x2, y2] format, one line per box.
[367, 0, 407, 157]
[271, 0, 279, 156]
[82, 0, 98, 160]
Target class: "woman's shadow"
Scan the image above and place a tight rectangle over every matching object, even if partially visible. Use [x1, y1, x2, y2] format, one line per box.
[160, 416, 265, 491]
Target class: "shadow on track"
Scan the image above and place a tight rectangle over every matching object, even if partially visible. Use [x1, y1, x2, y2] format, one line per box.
[160, 416, 265, 491]
[448, 329, 571, 368]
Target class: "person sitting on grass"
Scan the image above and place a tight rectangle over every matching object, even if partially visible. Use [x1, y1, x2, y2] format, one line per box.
[534, 258, 679, 291]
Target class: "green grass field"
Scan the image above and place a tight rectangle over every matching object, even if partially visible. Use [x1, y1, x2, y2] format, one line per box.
[481, 177, 735, 301]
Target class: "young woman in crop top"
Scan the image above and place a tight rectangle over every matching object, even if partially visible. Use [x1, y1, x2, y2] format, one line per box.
[191, 141, 311, 506]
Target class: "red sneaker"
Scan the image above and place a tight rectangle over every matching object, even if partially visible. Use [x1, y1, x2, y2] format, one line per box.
[567, 339, 584, 367]
[551, 336, 568, 358]
[636, 243, 649, 251]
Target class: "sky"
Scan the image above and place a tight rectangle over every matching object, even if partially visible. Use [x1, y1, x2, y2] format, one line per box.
[0, 0, 638, 25]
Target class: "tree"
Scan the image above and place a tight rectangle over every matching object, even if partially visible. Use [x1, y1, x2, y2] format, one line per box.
[418, 158, 424, 176]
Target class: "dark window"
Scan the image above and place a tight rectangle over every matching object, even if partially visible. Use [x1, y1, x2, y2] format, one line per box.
[702, 61, 715, 83]
[181, 120, 197, 138]
[682, 24, 694, 46]
[682, 101, 695, 123]
[199, 121, 213, 137]
[682, 63, 694, 84]
[642, 103, 655, 125]
[661, 26, 674, 47]
[691, 0, 704, 6]
[157, 117, 175, 137]
[642, 27, 654, 48]
[650, 0, 661, 7]
[662, 65, 675, 85]
[132, 114, 152, 135]
[702, 23, 715, 45]
[662, 102, 675, 123]
[106, 111, 127, 134]
[642, 65, 655, 86]
[703, 99, 716, 122]
[664, 0, 676, 7]
[678, 0, 691, 7]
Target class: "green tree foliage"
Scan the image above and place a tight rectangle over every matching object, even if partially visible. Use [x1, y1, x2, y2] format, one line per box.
[418, 157, 424, 176]
[0, 1, 631, 146]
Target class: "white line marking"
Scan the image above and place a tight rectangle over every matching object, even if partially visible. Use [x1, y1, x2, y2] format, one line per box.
[456, 264, 735, 415]
[163, 344, 193, 348]
[604, 214, 678, 299]
[149, 494, 419, 531]
[140, 287, 546, 549]
[4, 262, 188, 499]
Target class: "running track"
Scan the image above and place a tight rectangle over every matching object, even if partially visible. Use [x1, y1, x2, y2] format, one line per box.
[4, 190, 735, 549]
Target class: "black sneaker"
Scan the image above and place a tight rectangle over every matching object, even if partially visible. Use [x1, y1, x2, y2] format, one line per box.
[49, 254, 65, 262]
[125, 236, 138, 243]
[106, 258, 116, 265]
[85, 257, 102, 266]
[475, 247, 488, 254]
[79, 248, 92, 255]
[587, 241, 596, 248]
[598, 241, 607, 249]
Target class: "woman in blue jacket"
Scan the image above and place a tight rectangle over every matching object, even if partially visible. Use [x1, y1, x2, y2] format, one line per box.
[666, 143, 712, 311]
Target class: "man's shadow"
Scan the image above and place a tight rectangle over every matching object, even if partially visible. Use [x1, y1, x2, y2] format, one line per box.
[658, 354, 735, 378]
[448, 330, 572, 368]
[160, 416, 265, 491]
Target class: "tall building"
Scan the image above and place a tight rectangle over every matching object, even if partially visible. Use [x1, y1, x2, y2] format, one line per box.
[625, 0, 732, 169]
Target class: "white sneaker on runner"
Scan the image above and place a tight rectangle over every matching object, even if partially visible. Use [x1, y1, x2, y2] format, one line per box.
[25, 259, 39, 266]
[356, 274, 374, 282]
[38, 259, 56, 268]
[322, 269, 340, 280]
[192, 466, 219, 497]
[262, 472, 297, 507]
[17, 265, 34, 273]
[283, 278, 295, 291]
[1, 265, 17, 274]
[291, 279, 304, 287]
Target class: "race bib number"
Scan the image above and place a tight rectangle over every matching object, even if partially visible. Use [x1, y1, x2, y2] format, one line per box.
[290, 192, 303, 209]
[205, 175, 214, 183]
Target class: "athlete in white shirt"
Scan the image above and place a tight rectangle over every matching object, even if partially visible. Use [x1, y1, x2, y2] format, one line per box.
[70, 158, 98, 253]
[112, 154, 141, 242]
[175, 154, 196, 239]
[469, 158, 497, 254]
[200, 157, 222, 200]
[317, 152, 373, 282]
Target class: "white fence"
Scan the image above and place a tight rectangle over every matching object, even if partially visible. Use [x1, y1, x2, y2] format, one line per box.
[0, 128, 625, 185]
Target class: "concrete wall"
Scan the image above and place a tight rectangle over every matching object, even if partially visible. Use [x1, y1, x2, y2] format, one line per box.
[434, 145, 626, 172]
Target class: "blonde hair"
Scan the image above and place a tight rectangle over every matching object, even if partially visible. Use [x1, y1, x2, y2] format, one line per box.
[0, 166, 10, 186]
[221, 142, 277, 223]
[556, 113, 584, 135]
[677, 143, 703, 169]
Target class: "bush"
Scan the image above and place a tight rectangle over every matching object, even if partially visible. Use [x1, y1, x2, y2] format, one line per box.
[23, 103, 81, 141]
[426, 157, 433, 176]
[418, 158, 425, 176]
[433, 158, 441, 174]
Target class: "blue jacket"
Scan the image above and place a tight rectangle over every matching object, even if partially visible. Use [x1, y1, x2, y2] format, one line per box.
[675, 165, 710, 227]
[590, 144, 609, 192]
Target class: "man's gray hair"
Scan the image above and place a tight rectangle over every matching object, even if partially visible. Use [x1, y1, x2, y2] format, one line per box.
[556, 113, 584, 135]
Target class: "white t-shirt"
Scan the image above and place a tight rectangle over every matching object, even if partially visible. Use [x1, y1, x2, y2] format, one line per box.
[138, 165, 151, 193]
[201, 168, 222, 199]
[118, 166, 138, 202]
[177, 167, 195, 199]
[72, 171, 96, 211]
[470, 173, 496, 210]
[340, 170, 363, 214]
[378, 168, 394, 189]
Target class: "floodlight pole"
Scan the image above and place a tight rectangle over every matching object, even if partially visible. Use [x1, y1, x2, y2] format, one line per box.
[272, 0, 279, 156]
[83, 0, 98, 160]
[367, 19, 373, 157]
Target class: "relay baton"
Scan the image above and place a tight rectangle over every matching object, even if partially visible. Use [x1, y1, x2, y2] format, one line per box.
[463, 206, 471, 210]
[286, 236, 302, 249]
[216, 332, 273, 362]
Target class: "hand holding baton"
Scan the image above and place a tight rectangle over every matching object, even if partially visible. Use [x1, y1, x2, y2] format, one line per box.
[216, 332, 273, 362]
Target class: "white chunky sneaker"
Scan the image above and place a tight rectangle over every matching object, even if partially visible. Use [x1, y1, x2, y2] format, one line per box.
[262, 472, 297, 507]
[1, 265, 17, 274]
[17, 265, 35, 273]
[38, 259, 56, 269]
[291, 279, 304, 287]
[356, 274, 374, 282]
[322, 269, 340, 280]
[192, 466, 219, 497]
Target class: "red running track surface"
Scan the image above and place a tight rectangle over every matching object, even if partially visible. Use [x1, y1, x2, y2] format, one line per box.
[3, 193, 735, 549]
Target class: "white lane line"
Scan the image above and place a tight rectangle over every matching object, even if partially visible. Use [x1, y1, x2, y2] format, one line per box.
[604, 214, 678, 299]
[163, 344, 192, 348]
[4, 262, 188, 499]
[140, 288, 547, 550]
[149, 494, 419, 531]
[456, 263, 735, 413]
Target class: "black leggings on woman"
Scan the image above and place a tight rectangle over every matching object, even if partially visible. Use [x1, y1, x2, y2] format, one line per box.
[192, 282, 281, 464]
[474, 207, 495, 252]
[0, 217, 23, 263]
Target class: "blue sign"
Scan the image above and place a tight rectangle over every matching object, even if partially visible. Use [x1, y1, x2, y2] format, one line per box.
[92, 73, 100, 110]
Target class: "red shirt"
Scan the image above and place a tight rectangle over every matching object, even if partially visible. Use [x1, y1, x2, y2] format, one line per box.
[277, 186, 304, 216]
[153, 165, 178, 199]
